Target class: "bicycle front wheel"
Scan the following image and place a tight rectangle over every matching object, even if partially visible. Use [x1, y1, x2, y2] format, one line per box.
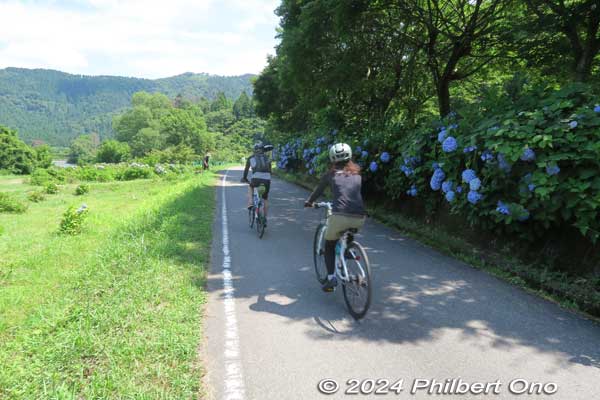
[313, 223, 328, 284]
[342, 241, 372, 320]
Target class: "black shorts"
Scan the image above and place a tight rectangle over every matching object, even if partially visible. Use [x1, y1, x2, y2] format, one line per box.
[250, 178, 270, 200]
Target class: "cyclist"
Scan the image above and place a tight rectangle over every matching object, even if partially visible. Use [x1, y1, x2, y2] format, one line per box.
[304, 143, 366, 292]
[242, 141, 273, 225]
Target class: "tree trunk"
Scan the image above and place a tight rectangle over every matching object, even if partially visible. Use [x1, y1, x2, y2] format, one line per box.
[437, 79, 451, 117]
[575, 50, 594, 82]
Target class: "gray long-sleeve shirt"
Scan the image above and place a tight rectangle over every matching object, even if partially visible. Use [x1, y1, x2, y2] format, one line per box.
[307, 169, 366, 216]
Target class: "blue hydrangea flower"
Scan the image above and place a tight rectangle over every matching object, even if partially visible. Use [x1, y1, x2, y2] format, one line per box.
[481, 150, 494, 162]
[445, 191, 456, 203]
[462, 169, 477, 183]
[497, 153, 512, 173]
[520, 148, 536, 162]
[406, 185, 418, 197]
[400, 165, 414, 177]
[448, 111, 457, 118]
[361, 150, 368, 158]
[441, 180, 453, 193]
[496, 201, 510, 215]
[449, 123, 458, 130]
[528, 183, 536, 192]
[355, 146, 362, 153]
[463, 145, 477, 153]
[469, 178, 481, 191]
[432, 162, 440, 170]
[369, 161, 378, 172]
[315, 147, 321, 154]
[456, 185, 463, 194]
[380, 152, 391, 163]
[331, 129, 338, 136]
[430, 168, 446, 191]
[442, 136, 458, 153]
[569, 120, 578, 129]
[467, 191, 482, 204]
[594, 105, 600, 113]
[437, 129, 448, 143]
[546, 164, 560, 175]
[309, 168, 315, 175]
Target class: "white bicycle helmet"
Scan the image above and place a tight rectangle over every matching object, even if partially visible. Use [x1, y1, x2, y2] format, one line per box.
[329, 142, 352, 162]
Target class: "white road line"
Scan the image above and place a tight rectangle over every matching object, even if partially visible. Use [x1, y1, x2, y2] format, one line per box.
[221, 170, 245, 400]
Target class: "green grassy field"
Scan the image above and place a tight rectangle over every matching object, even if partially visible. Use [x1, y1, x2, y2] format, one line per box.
[0, 173, 217, 398]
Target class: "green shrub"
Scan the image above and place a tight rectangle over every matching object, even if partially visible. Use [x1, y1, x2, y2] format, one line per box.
[59, 205, 88, 235]
[0, 192, 27, 213]
[74, 184, 90, 196]
[27, 191, 45, 203]
[45, 183, 59, 194]
[30, 167, 68, 186]
[74, 166, 116, 182]
[117, 164, 154, 181]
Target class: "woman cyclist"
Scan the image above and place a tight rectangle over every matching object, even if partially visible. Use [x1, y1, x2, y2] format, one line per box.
[304, 143, 366, 292]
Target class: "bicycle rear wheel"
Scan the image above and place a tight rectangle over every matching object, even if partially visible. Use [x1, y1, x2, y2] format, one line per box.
[313, 223, 328, 284]
[248, 206, 255, 228]
[256, 210, 266, 239]
[342, 241, 372, 320]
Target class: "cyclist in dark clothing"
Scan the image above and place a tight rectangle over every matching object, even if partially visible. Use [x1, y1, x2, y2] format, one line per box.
[305, 143, 366, 292]
[242, 142, 273, 224]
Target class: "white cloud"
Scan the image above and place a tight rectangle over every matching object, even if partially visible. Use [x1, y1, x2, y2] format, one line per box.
[0, 0, 280, 78]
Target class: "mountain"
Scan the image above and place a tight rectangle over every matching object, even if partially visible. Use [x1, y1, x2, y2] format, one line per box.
[0, 68, 255, 146]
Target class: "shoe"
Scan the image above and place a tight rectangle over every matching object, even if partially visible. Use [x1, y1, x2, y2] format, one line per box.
[263, 218, 267, 228]
[321, 276, 337, 292]
[247, 205, 253, 210]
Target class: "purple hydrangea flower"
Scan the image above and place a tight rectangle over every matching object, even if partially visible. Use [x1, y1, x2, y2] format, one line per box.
[442, 136, 458, 153]
[496, 201, 510, 215]
[369, 161, 378, 172]
[315, 147, 321, 154]
[355, 146, 362, 153]
[380, 152, 391, 163]
[463, 145, 477, 153]
[569, 120, 578, 129]
[546, 164, 560, 175]
[361, 150, 369, 158]
[520, 148, 536, 162]
[462, 169, 477, 183]
[528, 183, 536, 192]
[469, 178, 481, 191]
[445, 191, 456, 202]
[441, 180, 453, 193]
[456, 185, 463, 194]
[594, 105, 600, 113]
[309, 168, 315, 175]
[467, 191, 482, 204]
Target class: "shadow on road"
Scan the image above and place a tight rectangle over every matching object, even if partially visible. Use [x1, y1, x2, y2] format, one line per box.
[209, 169, 600, 374]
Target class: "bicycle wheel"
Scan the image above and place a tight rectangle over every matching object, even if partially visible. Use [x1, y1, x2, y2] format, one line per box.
[256, 209, 266, 239]
[342, 241, 372, 320]
[313, 223, 328, 284]
[248, 206, 255, 228]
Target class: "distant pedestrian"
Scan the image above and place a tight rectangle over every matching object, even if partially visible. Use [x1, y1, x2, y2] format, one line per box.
[203, 152, 211, 170]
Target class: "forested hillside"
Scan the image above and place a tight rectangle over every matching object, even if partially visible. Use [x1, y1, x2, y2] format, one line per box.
[0, 68, 255, 146]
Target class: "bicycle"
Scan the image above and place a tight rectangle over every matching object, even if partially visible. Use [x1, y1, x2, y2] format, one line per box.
[247, 184, 267, 239]
[310, 202, 372, 319]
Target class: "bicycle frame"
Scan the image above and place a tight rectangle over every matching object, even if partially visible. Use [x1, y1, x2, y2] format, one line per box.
[252, 187, 262, 216]
[314, 202, 365, 283]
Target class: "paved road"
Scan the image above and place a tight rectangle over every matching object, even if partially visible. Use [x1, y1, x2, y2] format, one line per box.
[204, 167, 600, 400]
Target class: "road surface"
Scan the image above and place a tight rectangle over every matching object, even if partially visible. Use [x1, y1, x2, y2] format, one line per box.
[204, 167, 600, 400]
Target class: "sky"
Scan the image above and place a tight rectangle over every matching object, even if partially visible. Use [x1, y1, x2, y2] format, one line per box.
[0, 0, 280, 78]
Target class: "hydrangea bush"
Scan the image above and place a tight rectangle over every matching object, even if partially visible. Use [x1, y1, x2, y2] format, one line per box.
[272, 83, 600, 244]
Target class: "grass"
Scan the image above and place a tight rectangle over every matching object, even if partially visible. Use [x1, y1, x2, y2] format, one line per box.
[0, 173, 217, 398]
[274, 169, 600, 320]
